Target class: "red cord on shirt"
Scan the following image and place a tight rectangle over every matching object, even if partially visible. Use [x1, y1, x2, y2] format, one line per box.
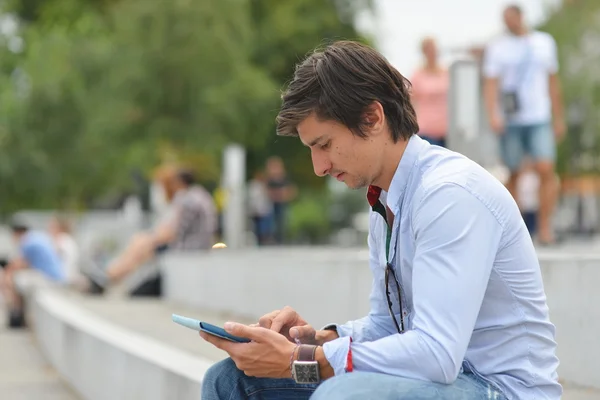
[345, 337, 353, 373]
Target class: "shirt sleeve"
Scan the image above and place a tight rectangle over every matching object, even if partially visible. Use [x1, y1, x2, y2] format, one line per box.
[482, 41, 501, 78]
[323, 184, 503, 383]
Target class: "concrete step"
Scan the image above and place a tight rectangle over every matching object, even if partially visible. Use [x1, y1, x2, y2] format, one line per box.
[71, 293, 600, 400]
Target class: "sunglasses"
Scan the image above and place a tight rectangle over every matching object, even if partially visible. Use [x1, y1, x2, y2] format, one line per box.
[385, 262, 405, 333]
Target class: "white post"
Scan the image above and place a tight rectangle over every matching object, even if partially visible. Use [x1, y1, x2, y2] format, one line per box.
[222, 144, 246, 249]
[447, 60, 493, 167]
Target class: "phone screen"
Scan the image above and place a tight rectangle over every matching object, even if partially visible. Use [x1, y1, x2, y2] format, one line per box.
[199, 322, 251, 343]
[171, 314, 250, 343]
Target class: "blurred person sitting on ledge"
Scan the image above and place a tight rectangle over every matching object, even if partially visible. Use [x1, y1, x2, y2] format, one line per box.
[198, 41, 561, 400]
[84, 167, 217, 294]
[0, 221, 65, 328]
[48, 215, 80, 286]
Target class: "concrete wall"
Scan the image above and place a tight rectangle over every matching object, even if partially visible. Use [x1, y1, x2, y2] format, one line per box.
[538, 253, 600, 389]
[162, 247, 372, 330]
[29, 289, 211, 400]
[162, 247, 600, 390]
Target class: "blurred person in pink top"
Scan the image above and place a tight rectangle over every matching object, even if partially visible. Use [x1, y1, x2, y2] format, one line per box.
[410, 37, 449, 148]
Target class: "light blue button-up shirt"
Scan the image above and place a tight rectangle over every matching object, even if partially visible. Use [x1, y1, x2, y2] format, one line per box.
[322, 135, 562, 400]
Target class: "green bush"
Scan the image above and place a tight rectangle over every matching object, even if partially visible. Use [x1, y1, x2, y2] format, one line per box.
[287, 191, 331, 244]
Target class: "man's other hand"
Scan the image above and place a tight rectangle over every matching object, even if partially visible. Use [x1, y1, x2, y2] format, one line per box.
[200, 322, 296, 379]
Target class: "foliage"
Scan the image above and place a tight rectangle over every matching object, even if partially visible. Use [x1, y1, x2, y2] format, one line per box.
[0, 0, 371, 215]
[538, 0, 600, 175]
[287, 190, 331, 244]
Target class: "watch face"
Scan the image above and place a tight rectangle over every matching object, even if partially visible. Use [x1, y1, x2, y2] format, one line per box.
[293, 361, 320, 384]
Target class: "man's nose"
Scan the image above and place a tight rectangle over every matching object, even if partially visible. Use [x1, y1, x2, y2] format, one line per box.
[311, 151, 330, 177]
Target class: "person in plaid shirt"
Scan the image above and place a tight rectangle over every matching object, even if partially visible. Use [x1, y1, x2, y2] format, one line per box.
[85, 168, 217, 294]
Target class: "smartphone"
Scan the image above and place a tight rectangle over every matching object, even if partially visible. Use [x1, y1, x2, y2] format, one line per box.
[171, 314, 251, 343]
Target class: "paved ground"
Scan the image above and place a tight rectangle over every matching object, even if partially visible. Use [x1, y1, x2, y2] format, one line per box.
[0, 311, 79, 400]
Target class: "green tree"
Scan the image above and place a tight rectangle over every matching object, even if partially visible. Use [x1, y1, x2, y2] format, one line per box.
[538, 0, 600, 176]
[245, 0, 372, 188]
[0, 0, 371, 215]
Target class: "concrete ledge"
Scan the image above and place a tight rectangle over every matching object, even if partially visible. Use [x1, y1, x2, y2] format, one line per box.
[162, 246, 600, 390]
[162, 247, 372, 330]
[29, 288, 212, 400]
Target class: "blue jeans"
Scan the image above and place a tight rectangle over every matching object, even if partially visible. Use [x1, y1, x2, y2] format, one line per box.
[201, 358, 506, 400]
[501, 122, 555, 172]
[522, 210, 537, 236]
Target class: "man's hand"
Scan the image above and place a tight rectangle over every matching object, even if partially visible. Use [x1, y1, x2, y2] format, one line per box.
[200, 322, 296, 378]
[553, 117, 566, 141]
[258, 306, 309, 341]
[489, 114, 504, 135]
[257, 306, 338, 345]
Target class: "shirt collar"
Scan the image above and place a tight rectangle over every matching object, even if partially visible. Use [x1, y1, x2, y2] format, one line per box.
[366, 135, 427, 210]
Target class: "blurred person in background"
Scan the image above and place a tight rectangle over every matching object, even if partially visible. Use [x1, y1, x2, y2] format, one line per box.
[247, 170, 273, 246]
[0, 221, 65, 328]
[517, 161, 540, 237]
[213, 185, 227, 243]
[85, 167, 217, 294]
[266, 156, 296, 245]
[410, 37, 449, 147]
[48, 215, 80, 285]
[199, 41, 561, 400]
[483, 4, 565, 245]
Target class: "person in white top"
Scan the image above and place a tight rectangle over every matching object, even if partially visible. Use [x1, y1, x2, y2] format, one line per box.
[483, 4, 565, 245]
[48, 216, 80, 284]
[247, 170, 273, 246]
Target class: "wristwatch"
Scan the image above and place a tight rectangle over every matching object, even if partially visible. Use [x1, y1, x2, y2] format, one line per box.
[291, 345, 320, 384]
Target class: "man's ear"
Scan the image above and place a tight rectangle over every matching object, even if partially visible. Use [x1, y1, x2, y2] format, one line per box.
[361, 101, 386, 135]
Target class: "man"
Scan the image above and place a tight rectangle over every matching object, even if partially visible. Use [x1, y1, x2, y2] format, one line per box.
[198, 41, 562, 399]
[483, 4, 565, 245]
[0, 222, 65, 328]
[265, 156, 296, 245]
[86, 168, 217, 294]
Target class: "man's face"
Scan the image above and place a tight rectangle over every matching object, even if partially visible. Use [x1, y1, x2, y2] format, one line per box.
[421, 39, 437, 63]
[297, 113, 385, 190]
[11, 231, 24, 244]
[503, 9, 523, 34]
[266, 158, 285, 178]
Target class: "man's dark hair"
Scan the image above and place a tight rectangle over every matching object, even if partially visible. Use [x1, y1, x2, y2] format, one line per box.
[177, 169, 196, 186]
[276, 40, 418, 142]
[505, 4, 522, 15]
[9, 220, 28, 235]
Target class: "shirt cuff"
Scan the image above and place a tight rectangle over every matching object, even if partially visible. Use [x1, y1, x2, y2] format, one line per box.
[322, 336, 351, 376]
[320, 323, 352, 339]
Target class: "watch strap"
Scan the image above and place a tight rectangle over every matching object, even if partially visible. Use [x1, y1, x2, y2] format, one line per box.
[297, 344, 317, 362]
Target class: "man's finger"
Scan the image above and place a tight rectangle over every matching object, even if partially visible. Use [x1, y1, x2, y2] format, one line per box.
[258, 310, 280, 329]
[199, 331, 235, 352]
[290, 325, 316, 342]
[224, 322, 267, 341]
[270, 307, 296, 333]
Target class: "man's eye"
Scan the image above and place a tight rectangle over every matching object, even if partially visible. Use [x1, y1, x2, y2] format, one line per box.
[321, 141, 331, 150]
